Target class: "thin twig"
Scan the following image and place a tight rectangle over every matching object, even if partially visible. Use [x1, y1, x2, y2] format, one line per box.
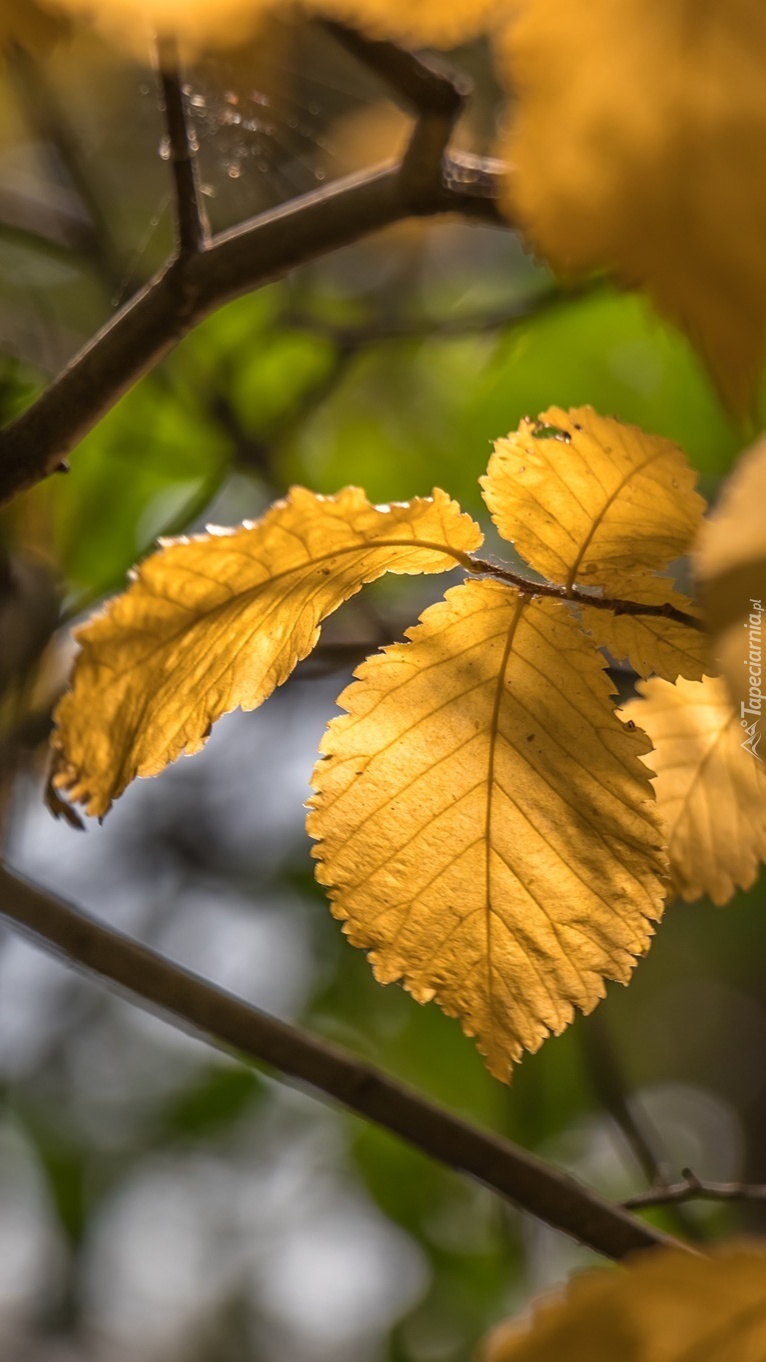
[156, 35, 209, 257]
[582, 1012, 670, 1188]
[0, 864, 689, 1263]
[465, 556, 703, 630]
[581, 1012, 703, 1242]
[624, 1171, 766, 1211]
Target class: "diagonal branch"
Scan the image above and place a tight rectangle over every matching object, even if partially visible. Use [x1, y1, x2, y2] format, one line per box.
[581, 1012, 703, 1242]
[318, 18, 469, 113]
[156, 34, 209, 256]
[0, 862, 689, 1263]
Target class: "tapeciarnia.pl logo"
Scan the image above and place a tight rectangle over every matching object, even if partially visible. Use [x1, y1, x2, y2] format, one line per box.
[741, 598, 763, 761]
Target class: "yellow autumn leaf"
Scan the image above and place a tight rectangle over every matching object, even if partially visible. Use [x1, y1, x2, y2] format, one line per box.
[1, 0, 68, 51]
[497, 0, 766, 412]
[481, 1242, 766, 1362]
[579, 580, 707, 683]
[45, 0, 276, 53]
[623, 675, 766, 906]
[481, 407, 704, 603]
[308, 578, 666, 1082]
[46, 0, 499, 54]
[51, 487, 481, 818]
[695, 435, 766, 717]
[311, 0, 500, 47]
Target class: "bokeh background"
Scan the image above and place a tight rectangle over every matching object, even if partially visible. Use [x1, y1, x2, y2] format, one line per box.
[0, 14, 765, 1362]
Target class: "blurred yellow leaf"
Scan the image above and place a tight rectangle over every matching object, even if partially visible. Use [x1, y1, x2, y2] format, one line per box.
[696, 436, 766, 716]
[309, 578, 666, 1081]
[1, 0, 68, 51]
[579, 580, 707, 683]
[312, 0, 500, 47]
[47, 0, 500, 54]
[623, 675, 766, 906]
[42, 0, 275, 53]
[481, 1242, 766, 1362]
[498, 0, 766, 411]
[321, 99, 411, 179]
[482, 407, 704, 599]
[51, 487, 481, 817]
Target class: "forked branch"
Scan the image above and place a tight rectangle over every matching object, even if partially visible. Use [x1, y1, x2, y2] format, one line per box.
[625, 1171, 766, 1211]
[0, 22, 505, 507]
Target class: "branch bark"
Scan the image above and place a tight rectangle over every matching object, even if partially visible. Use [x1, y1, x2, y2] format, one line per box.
[156, 34, 209, 256]
[0, 862, 689, 1263]
[465, 555, 703, 630]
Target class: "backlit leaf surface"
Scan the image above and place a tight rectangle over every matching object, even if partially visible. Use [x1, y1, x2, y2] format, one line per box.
[580, 582, 707, 683]
[498, 0, 766, 411]
[52, 487, 481, 817]
[45, 0, 274, 51]
[309, 578, 666, 1081]
[624, 675, 766, 906]
[310, 0, 499, 46]
[48, 0, 498, 52]
[481, 407, 704, 597]
[481, 1242, 766, 1362]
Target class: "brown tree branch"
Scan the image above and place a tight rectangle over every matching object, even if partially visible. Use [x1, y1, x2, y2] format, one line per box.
[156, 35, 209, 256]
[0, 863, 689, 1263]
[624, 1171, 766, 1211]
[318, 18, 469, 114]
[581, 1012, 703, 1242]
[0, 160, 505, 507]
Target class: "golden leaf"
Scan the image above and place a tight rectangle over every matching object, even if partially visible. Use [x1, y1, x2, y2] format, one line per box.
[497, 0, 766, 412]
[51, 487, 481, 817]
[481, 1242, 766, 1362]
[1, 0, 67, 50]
[46, 0, 499, 54]
[695, 435, 766, 716]
[308, 578, 666, 1081]
[481, 407, 704, 598]
[310, 0, 500, 47]
[623, 675, 766, 906]
[580, 581, 707, 682]
[41, 0, 275, 52]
